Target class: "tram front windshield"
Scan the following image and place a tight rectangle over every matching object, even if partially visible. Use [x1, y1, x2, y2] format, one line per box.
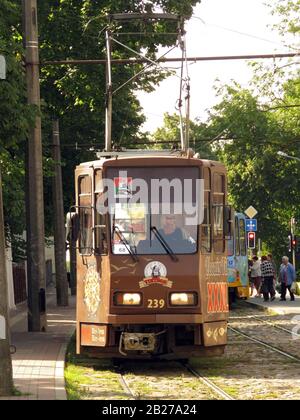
[105, 167, 201, 255]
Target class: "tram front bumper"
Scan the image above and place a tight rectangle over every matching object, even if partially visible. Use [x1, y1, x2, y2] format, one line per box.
[107, 313, 205, 324]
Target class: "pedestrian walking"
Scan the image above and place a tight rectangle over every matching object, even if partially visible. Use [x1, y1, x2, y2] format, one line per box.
[268, 253, 277, 288]
[248, 259, 253, 296]
[250, 256, 261, 297]
[279, 256, 296, 301]
[260, 255, 276, 302]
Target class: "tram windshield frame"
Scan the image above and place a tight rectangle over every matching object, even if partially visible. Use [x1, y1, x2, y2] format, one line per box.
[104, 166, 202, 256]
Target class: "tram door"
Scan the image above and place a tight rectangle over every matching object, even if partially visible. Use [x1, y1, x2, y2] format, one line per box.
[228, 213, 249, 301]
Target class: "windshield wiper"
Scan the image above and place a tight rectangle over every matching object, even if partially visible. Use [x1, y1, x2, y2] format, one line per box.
[113, 226, 139, 262]
[150, 226, 178, 262]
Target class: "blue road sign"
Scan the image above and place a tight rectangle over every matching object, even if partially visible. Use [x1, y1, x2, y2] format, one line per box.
[246, 219, 257, 232]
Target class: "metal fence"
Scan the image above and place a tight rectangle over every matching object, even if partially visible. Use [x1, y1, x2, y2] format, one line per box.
[13, 264, 27, 305]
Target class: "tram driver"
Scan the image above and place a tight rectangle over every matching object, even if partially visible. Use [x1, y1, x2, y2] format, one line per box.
[137, 213, 196, 254]
[158, 214, 196, 250]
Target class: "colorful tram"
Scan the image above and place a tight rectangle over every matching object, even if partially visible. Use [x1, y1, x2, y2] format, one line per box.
[72, 151, 233, 359]
[227, 212, 249, 303]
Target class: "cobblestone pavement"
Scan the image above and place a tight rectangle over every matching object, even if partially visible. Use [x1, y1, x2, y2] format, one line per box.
[1, 289, 76, 400]
[189, 302, 300, 400]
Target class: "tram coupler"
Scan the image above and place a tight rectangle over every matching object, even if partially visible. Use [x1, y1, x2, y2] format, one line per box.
[119, 332, 156, 355]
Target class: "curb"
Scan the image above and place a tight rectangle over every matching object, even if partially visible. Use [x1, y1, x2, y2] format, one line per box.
[245, 299, 289, 316]
[55, 342, 68, 400]
[55, 330, 75, 401]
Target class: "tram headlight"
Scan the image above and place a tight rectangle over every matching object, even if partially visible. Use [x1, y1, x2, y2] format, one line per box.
[114, 292, 141, 306]
[170, 292, 197, 306]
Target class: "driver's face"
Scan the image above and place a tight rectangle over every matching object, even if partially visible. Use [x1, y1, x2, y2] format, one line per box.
[162, 215, 176, 233]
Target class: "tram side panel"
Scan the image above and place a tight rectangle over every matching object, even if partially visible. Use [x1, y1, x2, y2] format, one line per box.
[200, 166, 229, 349]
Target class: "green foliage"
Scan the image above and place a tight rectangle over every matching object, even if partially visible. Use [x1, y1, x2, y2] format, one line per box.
[0, 0, 37, 257]
[268, 0, 300, 36]
[33, 1, 200, 218]
[203, 75, 300, 262]
[152, 112, 217, 159]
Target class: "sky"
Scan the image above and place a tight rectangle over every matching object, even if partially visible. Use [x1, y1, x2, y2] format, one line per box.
[137, 0, 295, 133]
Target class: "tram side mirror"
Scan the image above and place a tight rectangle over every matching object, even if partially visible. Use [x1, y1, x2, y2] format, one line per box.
[66, 211, 80, 243]
[224, 206, 233, 240]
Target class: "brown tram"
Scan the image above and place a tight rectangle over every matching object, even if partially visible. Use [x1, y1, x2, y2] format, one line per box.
[72, 150, 232, 359]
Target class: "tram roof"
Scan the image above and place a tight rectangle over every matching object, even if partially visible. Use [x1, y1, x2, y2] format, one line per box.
[77, 150, 224, 170]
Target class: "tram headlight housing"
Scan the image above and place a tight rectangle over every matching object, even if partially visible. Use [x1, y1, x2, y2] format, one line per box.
[170, 292, 197, 306]
[114, 292, 141, 306]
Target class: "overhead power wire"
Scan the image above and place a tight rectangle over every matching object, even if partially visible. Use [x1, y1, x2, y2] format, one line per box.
[112, 44, 178, 95]
[192, 16, 299, 52]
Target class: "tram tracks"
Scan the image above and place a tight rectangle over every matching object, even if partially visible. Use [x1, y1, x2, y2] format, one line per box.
[230, 313, 300, 338]
[118, 371, 137, 400]
[114, 359, 236, 400]
[228, 325, 300, 362]
[182, 362, 235, 400]
[228, 313, 300, 363]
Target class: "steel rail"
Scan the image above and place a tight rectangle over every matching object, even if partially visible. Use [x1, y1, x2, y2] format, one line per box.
[118, 372, 137, 400]
[229, 314, 300, 338]
[183, 362, 235, 401]
[228, 326, 300, 362]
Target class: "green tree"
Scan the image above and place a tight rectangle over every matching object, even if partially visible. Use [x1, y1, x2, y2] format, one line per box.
[0, 1, 36, 257]
[37, 0, 200, 213]
[152, 112, 217, 158]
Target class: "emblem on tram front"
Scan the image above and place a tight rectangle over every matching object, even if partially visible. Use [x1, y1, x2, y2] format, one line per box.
[84, 266, 101, 317]
[140, 261, 173, 289]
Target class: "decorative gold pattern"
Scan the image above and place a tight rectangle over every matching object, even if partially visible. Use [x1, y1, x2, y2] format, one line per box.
[139, 277, 173, 289]
[206, 326, 228, 342]
[84, 266, 101, 317]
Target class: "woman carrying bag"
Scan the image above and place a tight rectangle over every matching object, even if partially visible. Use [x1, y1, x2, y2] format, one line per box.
[279, 256, 296, 301]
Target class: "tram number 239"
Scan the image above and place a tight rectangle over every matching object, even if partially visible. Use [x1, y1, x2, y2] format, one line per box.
[147, 299, 165, 309]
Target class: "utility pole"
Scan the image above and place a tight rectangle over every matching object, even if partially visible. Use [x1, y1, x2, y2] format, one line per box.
[0, 54, 13, 396]
[105, 30, 113, 152]
[0, 171, 14, 396]
[22, 0, 47, 331]
[52, 121, 69, 306]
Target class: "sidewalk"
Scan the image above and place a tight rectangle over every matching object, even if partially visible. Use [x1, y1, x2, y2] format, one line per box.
[2, 288, 76, 400]
[247, 292, 300, 315]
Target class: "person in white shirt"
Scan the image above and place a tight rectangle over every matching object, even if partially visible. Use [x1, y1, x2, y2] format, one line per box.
[250, 256, 262, 297]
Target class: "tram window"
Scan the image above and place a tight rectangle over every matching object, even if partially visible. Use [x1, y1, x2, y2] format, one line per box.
[111, 203, 147, 255]
[95, 170, 108, 255]
[235, 217, 240, 256]
[204, 166, 211, 191]
[78, 175, 93, 255]
[201, 191, 212, 253]
[107, 166, 199, 255]
[239, 218, 246, 256]
[201, 168, 211, 253]
[213, 173, 225, 253]
[228, 237, 234, 256]
[111, 206, 197, 255]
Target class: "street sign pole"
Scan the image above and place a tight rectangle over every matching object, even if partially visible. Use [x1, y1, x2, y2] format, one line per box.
[245, 206, 258, 257]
